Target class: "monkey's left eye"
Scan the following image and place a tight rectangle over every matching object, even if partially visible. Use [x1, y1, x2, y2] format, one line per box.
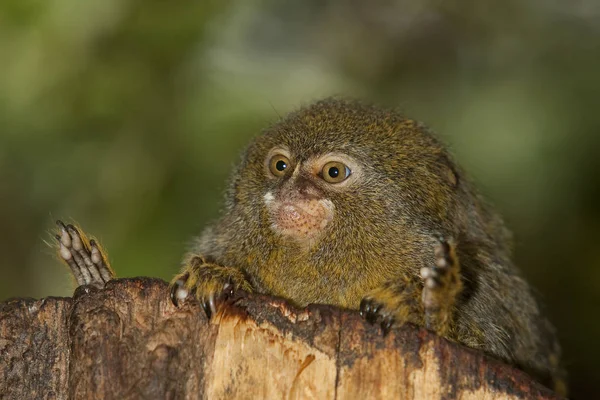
[268, 154, 290, 177]
[321, 161, 351, 183]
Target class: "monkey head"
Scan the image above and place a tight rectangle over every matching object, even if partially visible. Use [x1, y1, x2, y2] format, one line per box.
[226, 99, 462, 254]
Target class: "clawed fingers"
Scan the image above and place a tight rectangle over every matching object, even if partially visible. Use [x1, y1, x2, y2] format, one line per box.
[55, 220, 114, 289]
[359, 297, 396, 336]
[170, 273, 237, 320]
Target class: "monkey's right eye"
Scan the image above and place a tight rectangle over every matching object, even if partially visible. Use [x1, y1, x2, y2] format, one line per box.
[268, 155, 290, 177]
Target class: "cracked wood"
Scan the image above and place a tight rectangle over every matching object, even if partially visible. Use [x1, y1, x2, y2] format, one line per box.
[0, 278, 561, 399]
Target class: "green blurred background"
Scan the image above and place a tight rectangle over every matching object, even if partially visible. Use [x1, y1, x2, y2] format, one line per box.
[1, 0, 599, 397]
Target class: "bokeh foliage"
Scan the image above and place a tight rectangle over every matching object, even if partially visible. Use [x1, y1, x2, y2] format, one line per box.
[1, 0, 599, 397]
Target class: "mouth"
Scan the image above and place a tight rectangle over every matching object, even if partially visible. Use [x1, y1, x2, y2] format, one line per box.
[264, 192, 334, 241]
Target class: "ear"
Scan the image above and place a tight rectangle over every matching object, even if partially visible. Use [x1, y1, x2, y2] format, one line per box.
[436, 154, 459, 188]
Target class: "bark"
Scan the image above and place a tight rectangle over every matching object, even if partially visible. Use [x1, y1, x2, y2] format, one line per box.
[0, 278, 561, 400]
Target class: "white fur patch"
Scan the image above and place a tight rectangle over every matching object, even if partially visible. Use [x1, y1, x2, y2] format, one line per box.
[263, 191, 275, 205]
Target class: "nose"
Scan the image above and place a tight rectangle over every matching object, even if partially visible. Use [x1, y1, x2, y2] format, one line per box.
[294, 175, 322, 198]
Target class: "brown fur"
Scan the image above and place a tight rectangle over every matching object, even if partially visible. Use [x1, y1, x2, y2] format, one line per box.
[172, 98, 565, 393]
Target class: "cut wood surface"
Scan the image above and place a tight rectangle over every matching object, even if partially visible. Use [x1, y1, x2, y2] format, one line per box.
[0, 278, 561, 399]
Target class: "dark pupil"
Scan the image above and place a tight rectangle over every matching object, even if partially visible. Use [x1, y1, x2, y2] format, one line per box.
[276, 160, 287, 171]
[328, 166, 340, 178]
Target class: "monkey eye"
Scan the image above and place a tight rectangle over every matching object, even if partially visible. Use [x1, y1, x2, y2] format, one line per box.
[321, 161, 352, 183]
[268, 154, 290, 177]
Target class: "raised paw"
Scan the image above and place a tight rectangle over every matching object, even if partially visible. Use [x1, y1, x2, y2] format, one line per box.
[170, 255, 251, 320]
[55, 220, 114, 289]
[420, 237, 462, 334]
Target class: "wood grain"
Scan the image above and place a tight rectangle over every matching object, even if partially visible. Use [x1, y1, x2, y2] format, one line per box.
[0, 278, 561, 399]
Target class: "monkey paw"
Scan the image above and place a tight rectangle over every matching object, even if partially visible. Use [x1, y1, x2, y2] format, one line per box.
[170, 255, 252, 319]
[55, 220, 114, 289]
[359, 297, 396, 335]
[420, 237, 462, 334]
[359, 279, 421, 336]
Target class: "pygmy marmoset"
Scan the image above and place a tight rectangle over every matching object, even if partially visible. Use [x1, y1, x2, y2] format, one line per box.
[56, 98, 564, 393]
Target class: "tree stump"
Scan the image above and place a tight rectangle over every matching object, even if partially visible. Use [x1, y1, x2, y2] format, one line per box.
[0, 278, 561, 399]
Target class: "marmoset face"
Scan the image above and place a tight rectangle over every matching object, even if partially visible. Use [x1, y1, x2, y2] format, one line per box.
[231, 99, 457, 250]
[261, 146, 363, 243]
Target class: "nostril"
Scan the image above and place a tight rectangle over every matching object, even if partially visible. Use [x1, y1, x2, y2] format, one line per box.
[298, 184, 309, 196]
[295, 177, 321, 198]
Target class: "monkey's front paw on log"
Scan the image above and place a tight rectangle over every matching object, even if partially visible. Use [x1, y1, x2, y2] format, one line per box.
[170, 255, 252, 319]
[359, 279, 422, 336]
[420, 237, 463, 335]
[55, 220, 114, 289]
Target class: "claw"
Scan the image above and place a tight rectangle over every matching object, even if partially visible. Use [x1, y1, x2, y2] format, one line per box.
[56, 220, 71, 247]
[360, 298, 383, 324]
[359, 298, 370, 318]
[201, 297, 212, 319]
[56, 220, 68, 232]
[170, 283, 179, 307]
[201, 285, 232, 319]
[369, 303, 382, 323]
[223, 277, 235, 298]
[66, 224, 81, 249]
[170, 277, 189, 307]
[209, 294, 218, 317]
[381, 316, 394, 336]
